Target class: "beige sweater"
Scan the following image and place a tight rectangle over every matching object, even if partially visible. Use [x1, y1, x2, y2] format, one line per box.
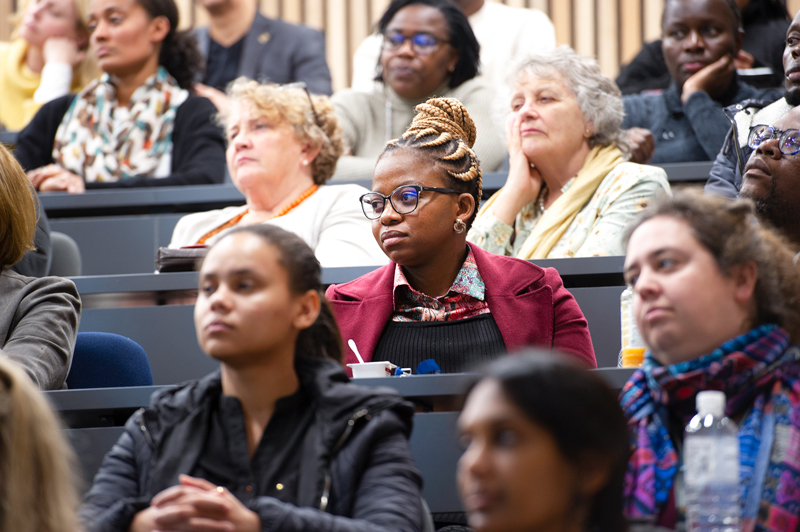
[330, 79, 506, 181]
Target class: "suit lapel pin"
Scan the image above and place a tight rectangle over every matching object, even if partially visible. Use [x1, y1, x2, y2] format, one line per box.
[258, 32, 270, 44]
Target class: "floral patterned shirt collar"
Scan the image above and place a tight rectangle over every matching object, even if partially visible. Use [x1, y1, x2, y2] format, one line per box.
[392, 248, 486, 305]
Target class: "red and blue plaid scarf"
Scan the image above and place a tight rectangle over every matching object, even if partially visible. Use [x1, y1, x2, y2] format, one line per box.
[620, 325, 800, 531]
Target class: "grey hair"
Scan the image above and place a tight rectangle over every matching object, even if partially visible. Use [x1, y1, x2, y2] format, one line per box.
[502, 46, 630, 160]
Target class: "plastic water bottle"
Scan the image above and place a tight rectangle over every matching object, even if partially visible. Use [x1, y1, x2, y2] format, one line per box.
[618, 286, 646, 367]
[684, 390, 741, 532]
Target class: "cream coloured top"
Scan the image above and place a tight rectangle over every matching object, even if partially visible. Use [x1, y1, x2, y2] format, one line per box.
[170, 184, 389, 268]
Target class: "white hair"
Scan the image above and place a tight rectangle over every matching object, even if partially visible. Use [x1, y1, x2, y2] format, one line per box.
[498, 46, 631, 160]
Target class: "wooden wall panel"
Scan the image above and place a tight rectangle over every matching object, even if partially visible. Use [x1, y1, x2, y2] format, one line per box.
[325, 0, 349, 91]
[790, 0, 800, 17]
[0, 1, 15, 46]
[642, 0, 663, 43]
[597, 0, 619, 77]
[551, 0, 572, 46]
[573, 0, 595, 57]
[619, 0, 642, 64]
[8, 0, 787, 91]
[304, 0, 325, 30]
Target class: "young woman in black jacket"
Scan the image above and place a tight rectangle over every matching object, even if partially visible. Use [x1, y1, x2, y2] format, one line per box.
[79, 224, 424, 532]
[14, 0, 225, 192]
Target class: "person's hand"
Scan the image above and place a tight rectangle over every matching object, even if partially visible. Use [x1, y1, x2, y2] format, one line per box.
[27, 165, 85, 193]
[195, 83, 230, 113]
[734, 49, 755, 70]
[681, 54, 736, 103]
[135, 475, 260, 532]
[626, 127, 655, 164]
[504, 113, 543, 201]
[43, 37, 85, 67]
[490, 113, 543, 225]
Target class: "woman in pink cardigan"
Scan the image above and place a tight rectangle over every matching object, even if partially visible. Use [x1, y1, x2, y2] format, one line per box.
[326, 98, 595, 373]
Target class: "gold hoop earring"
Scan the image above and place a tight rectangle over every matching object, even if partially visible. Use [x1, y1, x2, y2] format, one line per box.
[454, 219, 466, 234]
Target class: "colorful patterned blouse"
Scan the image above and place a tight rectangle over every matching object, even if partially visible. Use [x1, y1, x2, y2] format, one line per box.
[392, 249, 491, 322]
[467, 162, 670, 258]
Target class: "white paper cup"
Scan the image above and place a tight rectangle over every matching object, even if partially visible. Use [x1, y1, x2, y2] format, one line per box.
[347, 361, 395, 378]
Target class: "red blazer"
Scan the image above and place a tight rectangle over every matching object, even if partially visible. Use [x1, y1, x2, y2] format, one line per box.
[326, 244, 596, 369]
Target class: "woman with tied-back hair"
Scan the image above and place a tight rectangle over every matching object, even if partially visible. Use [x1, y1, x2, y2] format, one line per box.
[13, 0, 226, 192]
[80, 224, 425, 532]
[0, 358, 83, 532]
[327, 97, 596, 373]
[468, 47, 670, 259]
[458, 352, 630, 532]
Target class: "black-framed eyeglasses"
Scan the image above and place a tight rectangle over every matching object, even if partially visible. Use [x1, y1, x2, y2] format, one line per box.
[280, 81, 320, 125]
[748, 124, 800, 155]
[381, 31, 450, 55]
[359, 185, 460, 219]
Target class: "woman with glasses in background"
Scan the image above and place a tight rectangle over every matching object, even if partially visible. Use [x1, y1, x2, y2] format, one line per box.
[169, 78, 387, 267]
[326, 97, 595, 374]
[329, 0, 505, 181]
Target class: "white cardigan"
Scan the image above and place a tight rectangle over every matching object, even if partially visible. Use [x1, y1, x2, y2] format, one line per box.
[169, 184, 388, 268]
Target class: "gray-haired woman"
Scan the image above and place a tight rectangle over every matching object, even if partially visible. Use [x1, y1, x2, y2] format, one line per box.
[468, 46, 671, 259]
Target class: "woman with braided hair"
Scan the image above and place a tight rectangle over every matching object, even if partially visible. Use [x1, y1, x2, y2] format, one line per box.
[330, 0, 505, 181]
[468, 47, 671, 259]
[327, 97, 596, 373]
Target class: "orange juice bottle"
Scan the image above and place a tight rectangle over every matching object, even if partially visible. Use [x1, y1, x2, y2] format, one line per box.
[619, 287, 646, 368]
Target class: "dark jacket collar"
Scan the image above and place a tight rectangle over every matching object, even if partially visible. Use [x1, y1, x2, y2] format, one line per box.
[140, 356, 413, 497]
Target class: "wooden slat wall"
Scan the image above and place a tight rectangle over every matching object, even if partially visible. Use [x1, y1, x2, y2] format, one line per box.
[6, 0, 800, 91]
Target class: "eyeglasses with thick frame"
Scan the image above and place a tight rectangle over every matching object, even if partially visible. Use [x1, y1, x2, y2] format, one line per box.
[359, 184, 460, 220]
[280, 81, 320, 125]
[747, 124, 800, 155]
[381, 31, 451, 55]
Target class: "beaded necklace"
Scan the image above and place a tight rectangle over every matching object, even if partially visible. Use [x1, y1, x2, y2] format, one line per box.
[195, 184, 319, 245]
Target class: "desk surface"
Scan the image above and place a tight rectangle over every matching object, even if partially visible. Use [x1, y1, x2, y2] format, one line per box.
[70, 255, 625, 301]
[47, 368, 635, 420]
[42, 164, 709, 218]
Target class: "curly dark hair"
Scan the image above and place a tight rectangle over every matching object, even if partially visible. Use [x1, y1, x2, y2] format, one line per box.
[623, 190, 800, 342]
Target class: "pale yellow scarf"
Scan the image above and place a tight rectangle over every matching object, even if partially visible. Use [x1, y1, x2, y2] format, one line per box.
[480, 144, 624, 259]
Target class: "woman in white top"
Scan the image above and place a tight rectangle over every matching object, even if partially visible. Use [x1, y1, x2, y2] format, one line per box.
[170, 78, 387, 268]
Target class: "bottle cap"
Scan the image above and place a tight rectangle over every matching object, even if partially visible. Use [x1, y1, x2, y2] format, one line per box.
[696, 390, 726, 416]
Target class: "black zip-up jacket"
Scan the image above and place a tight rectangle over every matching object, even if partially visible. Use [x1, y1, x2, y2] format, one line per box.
[704, 95, 788, 198]
[79, 357, 425, 532]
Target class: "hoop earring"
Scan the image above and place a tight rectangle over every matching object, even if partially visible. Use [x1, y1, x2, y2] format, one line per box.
[454, 219, 466, 234]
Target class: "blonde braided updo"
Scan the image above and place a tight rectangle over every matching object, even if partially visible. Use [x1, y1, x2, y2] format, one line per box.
[382, 97, 483, 227]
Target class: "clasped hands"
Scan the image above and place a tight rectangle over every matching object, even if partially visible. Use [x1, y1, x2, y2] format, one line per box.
[130, 475, 261, 532]
[27, 165, 85, 193]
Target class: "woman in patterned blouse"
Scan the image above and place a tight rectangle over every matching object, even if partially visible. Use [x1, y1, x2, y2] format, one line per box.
[326, 97, 596, 373]
[467, 46, 671, 259]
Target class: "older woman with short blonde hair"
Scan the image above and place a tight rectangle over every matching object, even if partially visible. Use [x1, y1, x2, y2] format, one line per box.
[170, 78, 387, 267]
[468, 46, 671, 259]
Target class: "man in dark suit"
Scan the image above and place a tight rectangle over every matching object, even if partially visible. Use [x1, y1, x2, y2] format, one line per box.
[193, 0, 332, 110]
